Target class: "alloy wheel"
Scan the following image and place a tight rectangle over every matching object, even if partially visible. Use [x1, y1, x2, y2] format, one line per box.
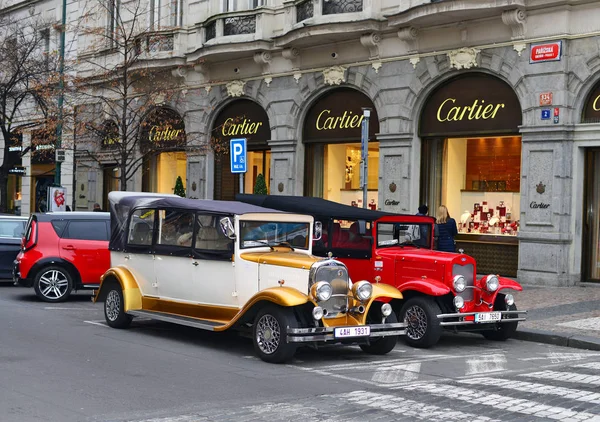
[38, 270, 70, 300]
[105, 290, 121, 322]
[256, 314, 281, 355]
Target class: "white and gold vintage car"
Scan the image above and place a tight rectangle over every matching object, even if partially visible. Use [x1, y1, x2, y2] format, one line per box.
[94, 193, 406, 363]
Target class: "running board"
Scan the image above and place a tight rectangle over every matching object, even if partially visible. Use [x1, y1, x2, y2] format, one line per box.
[127, 310, 225, 331]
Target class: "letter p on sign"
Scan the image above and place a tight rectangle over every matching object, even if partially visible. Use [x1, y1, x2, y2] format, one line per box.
[230, 138, 247, 174]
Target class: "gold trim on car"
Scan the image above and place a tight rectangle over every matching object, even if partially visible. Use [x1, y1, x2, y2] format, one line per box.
[240, 250, 320, 269]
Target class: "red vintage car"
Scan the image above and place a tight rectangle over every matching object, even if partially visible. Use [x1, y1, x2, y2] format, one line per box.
[237, 195, 527, 348]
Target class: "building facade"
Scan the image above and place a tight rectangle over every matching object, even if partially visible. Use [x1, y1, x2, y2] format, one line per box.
[7, 0, 600, 286]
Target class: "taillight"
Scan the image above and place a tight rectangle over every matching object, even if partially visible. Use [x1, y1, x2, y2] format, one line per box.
[23, 218, 37, 251]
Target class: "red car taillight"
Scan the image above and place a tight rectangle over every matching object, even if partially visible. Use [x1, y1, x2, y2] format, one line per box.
[22, 218, 37, 251]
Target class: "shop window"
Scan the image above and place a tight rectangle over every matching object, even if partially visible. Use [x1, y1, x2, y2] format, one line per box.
[244, 150, 270, 194]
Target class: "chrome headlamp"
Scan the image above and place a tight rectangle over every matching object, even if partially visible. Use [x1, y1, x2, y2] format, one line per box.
[485, 275, 499, 292]
[453, 275, 466, 293]
[311, 281, 333, 302]
[453, 296, 465, 309]
[504, 293, 514, 306]
[352, 280, 373, 301]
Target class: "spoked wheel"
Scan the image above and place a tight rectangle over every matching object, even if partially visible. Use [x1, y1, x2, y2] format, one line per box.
[400, 297, 442, 348]
[104, 283, 132, 329]
[359, 306, 398, 355]
[253, 306, 298, 363]
[482, 294, 519, 341]
[33, 266, 73, 303]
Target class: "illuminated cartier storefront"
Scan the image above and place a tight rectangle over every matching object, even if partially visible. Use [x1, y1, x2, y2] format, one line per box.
[303, 88, 380, 208]
[141, 107, 187, 195]
[211, 99, 271, 200]
[419, 73, 522, 276]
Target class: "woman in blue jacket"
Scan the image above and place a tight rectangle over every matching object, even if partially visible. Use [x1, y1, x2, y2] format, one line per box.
[435, 205, 458, 253]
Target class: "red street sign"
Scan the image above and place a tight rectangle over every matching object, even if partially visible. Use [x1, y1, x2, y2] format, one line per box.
[530, 41, 562, 63]
[540, 92, 553, 106]
[554, 107, 560, 116]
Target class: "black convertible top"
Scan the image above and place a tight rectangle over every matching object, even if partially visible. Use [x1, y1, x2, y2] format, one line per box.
[236, 194, 395, 221]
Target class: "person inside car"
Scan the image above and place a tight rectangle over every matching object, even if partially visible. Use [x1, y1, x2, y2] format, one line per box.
[176, 214, 194, 246]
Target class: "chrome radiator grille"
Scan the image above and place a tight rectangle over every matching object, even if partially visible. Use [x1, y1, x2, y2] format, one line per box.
[310, 262, 349, 318]
[453, 263, 475, 301]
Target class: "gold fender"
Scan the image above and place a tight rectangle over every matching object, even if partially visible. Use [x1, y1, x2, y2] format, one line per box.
[214, 286, 312, 332]
[93, 266, 143, 312]
[359, 283, 404, 325]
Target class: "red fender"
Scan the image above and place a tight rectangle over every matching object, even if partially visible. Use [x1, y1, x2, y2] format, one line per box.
[498, 276, 523, 292]
[396, 279, 451, 296]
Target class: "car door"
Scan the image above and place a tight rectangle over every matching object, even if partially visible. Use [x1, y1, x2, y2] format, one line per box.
[60, 219, 109, 284]
[124, 209, 158, 297]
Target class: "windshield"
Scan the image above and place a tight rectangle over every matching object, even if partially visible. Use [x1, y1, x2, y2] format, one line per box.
[377, 222, 432, 249]
[240, 221, 310, 250]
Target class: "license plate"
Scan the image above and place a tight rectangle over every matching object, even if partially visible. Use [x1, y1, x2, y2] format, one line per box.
[475, 312, 502, 323]
[334, 326, 371, 338]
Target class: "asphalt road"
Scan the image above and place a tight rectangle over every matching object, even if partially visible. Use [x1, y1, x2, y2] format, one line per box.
[2, 284, 600, 422]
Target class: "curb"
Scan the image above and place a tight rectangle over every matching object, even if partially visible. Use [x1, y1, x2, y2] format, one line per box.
[515, 328, 600, 351]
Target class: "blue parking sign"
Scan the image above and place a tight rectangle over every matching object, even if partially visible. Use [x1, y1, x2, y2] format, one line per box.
[230, 138, 247, 173]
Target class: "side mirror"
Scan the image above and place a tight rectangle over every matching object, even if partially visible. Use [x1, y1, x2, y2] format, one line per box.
[313, 221, 322, 241]
[219, 217, 236, 240]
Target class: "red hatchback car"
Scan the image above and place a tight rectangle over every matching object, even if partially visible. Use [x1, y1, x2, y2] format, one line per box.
[14, 212, 111, 302]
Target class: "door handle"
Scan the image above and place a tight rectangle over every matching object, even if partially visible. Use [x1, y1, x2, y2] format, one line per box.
[62, 245, 75, 251]
[192, 261, 199, 266]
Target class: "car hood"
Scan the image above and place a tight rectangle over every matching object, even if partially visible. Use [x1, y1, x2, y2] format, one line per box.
[240, 248, 320, 269]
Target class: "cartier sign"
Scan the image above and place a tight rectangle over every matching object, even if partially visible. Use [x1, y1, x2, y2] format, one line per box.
[304, 88, 379, 143]
[582, 81, 600, 123]
[212, 99, 270, 151]
[420, 74, 522, 137]
[140, 107, 186, 151]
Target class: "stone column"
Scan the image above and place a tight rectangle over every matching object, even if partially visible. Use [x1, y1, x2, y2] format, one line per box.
[377, 133, 414, 213]
[517, 125, 576, 286]
[268, 139, 298, 196]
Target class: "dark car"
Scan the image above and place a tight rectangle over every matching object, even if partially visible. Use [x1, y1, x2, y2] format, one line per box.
[0, 215, 28, 280]
[14, 212, 111, 302]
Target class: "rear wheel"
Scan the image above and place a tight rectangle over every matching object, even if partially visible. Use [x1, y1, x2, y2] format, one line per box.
[482, 294, 518, 341]
[253, 305, 298, 363]
[104, 283, 132, 329]
[400, 297, 442, 348]
[33, 266, 73, 303]
[360, 308, 398, 355]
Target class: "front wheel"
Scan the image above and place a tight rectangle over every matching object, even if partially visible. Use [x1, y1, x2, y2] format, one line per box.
[253, 306, 298, 363]
[33, 266, 73, 303]
[104, 284, 132, 329]
[360, 310, 398, 355]
[400, 297, 442, 348]
[482, 295, 518, 341]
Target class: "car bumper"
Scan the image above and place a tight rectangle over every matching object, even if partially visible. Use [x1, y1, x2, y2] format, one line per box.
[437, 310, 527, 327]
[12, 260, 32, 287]
[287, 322, 406, 343]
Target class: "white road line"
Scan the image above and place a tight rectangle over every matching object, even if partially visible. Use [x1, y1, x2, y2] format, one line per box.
[522, 370, 600, 386]
[84, 320, 108, 327]
[248, 402, 344, 421]
[458, 377, 600, 404]
[335, 390, 500, 422]
[306, 353, 479, 372]
[466, 354, 507, 375]
[573, 362, 600, 370]
[520, 352, 600, 363]
[392, 382, 599, 421]
[371, 363, 421, 384]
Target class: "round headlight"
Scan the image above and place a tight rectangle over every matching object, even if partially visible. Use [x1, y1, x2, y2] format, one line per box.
[312, 306, 324, 320]
[453, 295, 465, 309]
[486, 275, 499, 292]
[453, 275, 466, 293]
[352, 280, 373, 301]
[505, 293, 514, 306]
[311, 281, 333, 301]
[381, 303, 392, 317]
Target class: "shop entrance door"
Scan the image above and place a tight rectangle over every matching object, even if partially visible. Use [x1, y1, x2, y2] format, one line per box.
[583, 149, 600, 282]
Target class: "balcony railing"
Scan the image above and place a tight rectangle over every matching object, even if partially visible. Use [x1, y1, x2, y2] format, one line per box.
[296, 0, 314, 22]
[224, 15, 256, 36]
[322, 0, 363, 15]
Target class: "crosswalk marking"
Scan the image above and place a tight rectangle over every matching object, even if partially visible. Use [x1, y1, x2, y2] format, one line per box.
[574, 362, 600, 370]
[522, 370, 600, 386]
[392, 382, 599, 421]
[371, 363, 421, 384]
[336, 391, 500, 422]
[458, 377, 600, 404]
[466, 354, 507, 375]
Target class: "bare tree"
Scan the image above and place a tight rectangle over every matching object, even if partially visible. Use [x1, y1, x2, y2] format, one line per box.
[0, 11, 59, 212]
[71, 0, 202, 192]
